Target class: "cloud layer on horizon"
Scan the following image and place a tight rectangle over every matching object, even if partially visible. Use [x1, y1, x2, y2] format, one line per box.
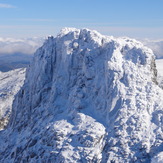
[141, 39, 163, 59]
[0, 36, 162, 59]
[0, 37, 44, 56]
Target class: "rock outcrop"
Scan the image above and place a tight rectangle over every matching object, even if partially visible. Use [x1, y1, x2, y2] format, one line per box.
[0, 28, 162, 163]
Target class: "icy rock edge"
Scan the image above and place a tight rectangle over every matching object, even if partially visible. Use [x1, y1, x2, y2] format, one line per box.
[0, 28, 163, 163]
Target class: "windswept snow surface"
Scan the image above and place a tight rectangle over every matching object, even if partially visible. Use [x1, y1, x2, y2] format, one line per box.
[156, 59, 163, 88]
[0, 68, 26, 129]
[0, 28, 163, 162]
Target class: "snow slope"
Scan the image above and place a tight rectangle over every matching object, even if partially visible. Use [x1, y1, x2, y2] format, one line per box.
[0, 68, 26, 129]
[156, 59, 163, 88]
[0, 28, 163, 163]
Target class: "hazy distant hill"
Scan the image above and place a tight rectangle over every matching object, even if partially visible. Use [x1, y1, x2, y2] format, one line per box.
[0, 37, 44, 72]
[0, 53, 32, 72]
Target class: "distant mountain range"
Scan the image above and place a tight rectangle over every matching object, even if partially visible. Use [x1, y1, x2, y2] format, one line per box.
[0, 37, 44, 72]
[0, 53, 32, 72]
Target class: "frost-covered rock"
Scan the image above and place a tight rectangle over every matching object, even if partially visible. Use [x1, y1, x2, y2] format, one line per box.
[0, 28, 163, 163]
[151, 152, 163, 163]
[0, 68, 26, 130]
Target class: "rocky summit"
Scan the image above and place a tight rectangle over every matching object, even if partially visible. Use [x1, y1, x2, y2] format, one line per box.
[0, 28, 162, 163]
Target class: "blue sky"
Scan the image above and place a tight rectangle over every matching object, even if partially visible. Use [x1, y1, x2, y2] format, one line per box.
[0, 0, 163, 39]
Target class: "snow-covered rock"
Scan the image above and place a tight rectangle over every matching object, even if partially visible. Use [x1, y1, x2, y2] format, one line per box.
[0, 28, 163, 163]
[151, 152, 163, 163]
[0, 68, 26, 130]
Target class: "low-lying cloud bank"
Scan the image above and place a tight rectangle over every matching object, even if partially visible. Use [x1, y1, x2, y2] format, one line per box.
[140, 39, 163, 59]
[0, 37, 162, 59]
[0, 37, 44, 56]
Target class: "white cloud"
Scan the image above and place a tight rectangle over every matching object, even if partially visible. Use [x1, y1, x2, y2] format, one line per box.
[0, 37, 44, 55]
[0, 3, 16, 8]
[0, 30, 162, 59]
[140, 39, 163, 59]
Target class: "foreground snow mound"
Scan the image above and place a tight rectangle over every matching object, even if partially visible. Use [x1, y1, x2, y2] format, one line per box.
[0, 28, 163, 162]
[0, 68, 26, 130]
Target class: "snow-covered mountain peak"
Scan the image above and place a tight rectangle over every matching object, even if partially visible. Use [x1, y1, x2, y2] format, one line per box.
[0, 28, 162, 162]
[44, 28, 154, 68]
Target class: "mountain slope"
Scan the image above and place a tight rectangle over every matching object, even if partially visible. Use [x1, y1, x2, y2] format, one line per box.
[0, 68, 26, 129]
[0, 28, 163, 163]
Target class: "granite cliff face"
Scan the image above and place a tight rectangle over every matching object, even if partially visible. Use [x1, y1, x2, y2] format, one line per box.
[0, 28, 162, 163]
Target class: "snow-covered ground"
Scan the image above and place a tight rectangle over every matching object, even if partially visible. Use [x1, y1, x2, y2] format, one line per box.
[0, 68, 26, 129]
[156, 59, 163, 88]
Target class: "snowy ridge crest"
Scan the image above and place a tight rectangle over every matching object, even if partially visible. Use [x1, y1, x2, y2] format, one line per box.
[0, 28, 163, 163]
